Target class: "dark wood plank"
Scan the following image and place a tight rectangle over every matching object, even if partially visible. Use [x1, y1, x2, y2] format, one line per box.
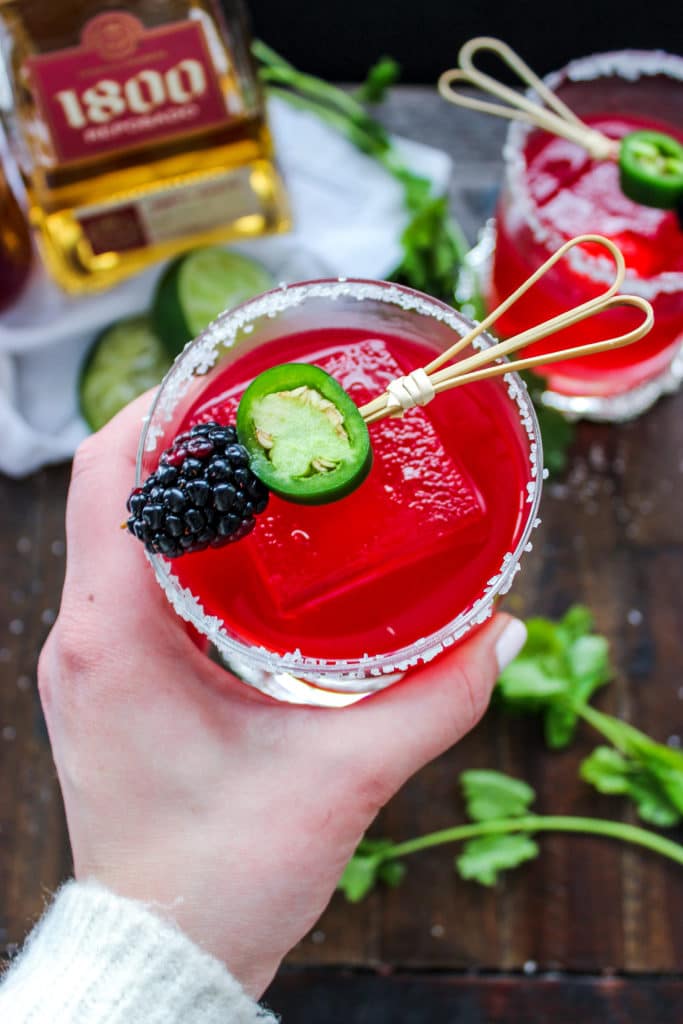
[0, 465, 71, 952]
[266, 972, 683, 1023]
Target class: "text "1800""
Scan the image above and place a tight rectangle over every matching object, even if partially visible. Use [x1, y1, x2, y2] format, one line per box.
[55, 59, 208, 128]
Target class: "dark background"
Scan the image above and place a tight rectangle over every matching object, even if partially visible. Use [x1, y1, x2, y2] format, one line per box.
[246, 0, 682, 83]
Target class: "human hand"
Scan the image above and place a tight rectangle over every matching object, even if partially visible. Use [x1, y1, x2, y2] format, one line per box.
[38, 394, 526, 998]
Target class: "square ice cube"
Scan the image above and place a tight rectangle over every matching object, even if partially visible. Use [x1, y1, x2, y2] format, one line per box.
[241, 339, 485, 613]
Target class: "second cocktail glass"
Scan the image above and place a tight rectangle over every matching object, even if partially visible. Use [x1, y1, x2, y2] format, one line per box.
[490, 49, 683, 420]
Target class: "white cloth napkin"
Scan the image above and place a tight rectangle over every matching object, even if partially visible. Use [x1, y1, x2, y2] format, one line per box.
[0, 98, 451, 478]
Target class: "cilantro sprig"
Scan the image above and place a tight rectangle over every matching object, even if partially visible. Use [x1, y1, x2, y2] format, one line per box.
[338, 769, 683, 901]
[338, 609, 683, 902]
[253, 42, 467, 306]
[497, 606, 683, 827]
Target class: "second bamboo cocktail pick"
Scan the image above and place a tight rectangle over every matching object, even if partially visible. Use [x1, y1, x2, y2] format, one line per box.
[438, 37, 683, 211]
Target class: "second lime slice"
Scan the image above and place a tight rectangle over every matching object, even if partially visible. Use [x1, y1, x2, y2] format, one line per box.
[79, 315, 171, 432]
[153, 247, 275, 356]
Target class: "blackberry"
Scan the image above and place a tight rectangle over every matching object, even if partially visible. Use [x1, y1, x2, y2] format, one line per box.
[126, 421, 269, 558]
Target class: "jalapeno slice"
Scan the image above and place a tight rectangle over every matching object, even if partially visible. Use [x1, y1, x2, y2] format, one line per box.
[236, 363, 372, 504]
[619, 130, 683, 210]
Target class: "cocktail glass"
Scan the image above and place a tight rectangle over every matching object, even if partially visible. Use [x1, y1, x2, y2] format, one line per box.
[489, 50, 683, 421]
[137, 279, 542, 706]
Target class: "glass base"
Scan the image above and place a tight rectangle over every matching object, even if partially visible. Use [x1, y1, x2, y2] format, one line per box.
[219, 649, 401, 707]
[539, 342, 683, 422]
[466, 220, 683, 423]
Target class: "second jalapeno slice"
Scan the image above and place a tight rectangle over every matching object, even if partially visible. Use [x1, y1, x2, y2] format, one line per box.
[236, 363, 372, 504]
[619, 130, 683, 210]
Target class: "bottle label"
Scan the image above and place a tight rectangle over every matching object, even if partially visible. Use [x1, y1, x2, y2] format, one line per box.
[25, 12, 237, 164]
[77, 166, 260, 254]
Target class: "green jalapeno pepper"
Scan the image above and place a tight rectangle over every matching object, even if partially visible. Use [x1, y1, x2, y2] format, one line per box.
[236, 363, 372, 504]
[619, 130, 683, 210]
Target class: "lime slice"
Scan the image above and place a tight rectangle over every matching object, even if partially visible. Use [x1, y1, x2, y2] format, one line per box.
[152, 247, 274, 356]
[79, 315, 171, 432]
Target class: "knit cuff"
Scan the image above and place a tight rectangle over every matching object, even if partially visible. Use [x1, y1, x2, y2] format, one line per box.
[0, 880, 278, 1024]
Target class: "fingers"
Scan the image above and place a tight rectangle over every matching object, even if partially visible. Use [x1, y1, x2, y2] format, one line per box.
[66, 390, 153, 571]
[60, 390, 170, 631]
[57, 392, 280, 705]
[339, 614, 527, 793]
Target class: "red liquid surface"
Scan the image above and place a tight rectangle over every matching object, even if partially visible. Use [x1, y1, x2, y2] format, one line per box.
[170, 328, 534, 661]
[492, 114, 683, 396]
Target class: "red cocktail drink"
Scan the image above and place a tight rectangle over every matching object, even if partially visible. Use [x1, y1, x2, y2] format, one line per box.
[490, 52, 683, 419]
[138, 281, 541, 703]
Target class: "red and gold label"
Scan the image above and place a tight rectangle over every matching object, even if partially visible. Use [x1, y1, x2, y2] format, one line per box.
[25, 12, 234, 164]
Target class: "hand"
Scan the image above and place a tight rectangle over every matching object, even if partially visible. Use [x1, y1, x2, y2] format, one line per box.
[39, 394, 526, 998]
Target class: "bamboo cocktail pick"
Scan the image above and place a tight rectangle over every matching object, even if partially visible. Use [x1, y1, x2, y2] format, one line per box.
[359, 234, 654, 425]
[437, 36, 619, 162]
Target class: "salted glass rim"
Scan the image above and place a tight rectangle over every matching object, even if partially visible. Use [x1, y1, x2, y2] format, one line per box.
[503, 48, 683, 301]
[136, 278, 543, 686]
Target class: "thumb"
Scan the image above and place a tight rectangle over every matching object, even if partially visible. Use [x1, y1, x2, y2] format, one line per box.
[343, 614, 527, 790]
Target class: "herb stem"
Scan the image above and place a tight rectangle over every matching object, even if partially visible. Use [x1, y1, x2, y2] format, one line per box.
[577, 702, 683, 772]
[253, 42, 468, 311]
[575, 701, 629, 747]
[382, 815, 683, 866]
[259, 66, 380, 127]
[254, 43, 441, 192]
[254, 40, 387, 138]
[260, 85, 393, 168]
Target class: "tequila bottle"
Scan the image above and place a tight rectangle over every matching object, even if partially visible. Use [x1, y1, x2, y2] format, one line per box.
[0, 0, 290, 293]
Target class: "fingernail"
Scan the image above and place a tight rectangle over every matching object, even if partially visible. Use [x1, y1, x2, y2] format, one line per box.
[495, 618, 527, 672]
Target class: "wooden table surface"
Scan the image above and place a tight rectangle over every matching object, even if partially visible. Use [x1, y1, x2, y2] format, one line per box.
[1, 88, 682, 1021]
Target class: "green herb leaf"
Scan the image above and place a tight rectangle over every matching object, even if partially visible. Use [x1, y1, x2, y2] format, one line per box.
[336, 838, 395, 902]
[355, 56, 401, 103]
[456, 834, 539, 886]
[495, 659, 567, 706]
[544, 632, 611, 747]
[389, 196, 466, 305]
[655, 766, 683, 815]
[581, 746, 682, 828]
[580, 746, 632, 794]
[461, 770, 536, 821]
[378, 860, 407, 888]
[496, 605, 611, 749]
[560, 605, 595, 640]
[391, 165, 433, 211]
[567, 634, 610, 690]
[337, 854, 380, 902]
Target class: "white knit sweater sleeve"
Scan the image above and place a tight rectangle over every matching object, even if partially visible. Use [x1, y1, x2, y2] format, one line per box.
[0, 880, 278, 1023]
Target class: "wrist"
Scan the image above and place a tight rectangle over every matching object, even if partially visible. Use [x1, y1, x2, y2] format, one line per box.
[75, 864, 281, 998]
[0, 880, 278, 1021]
